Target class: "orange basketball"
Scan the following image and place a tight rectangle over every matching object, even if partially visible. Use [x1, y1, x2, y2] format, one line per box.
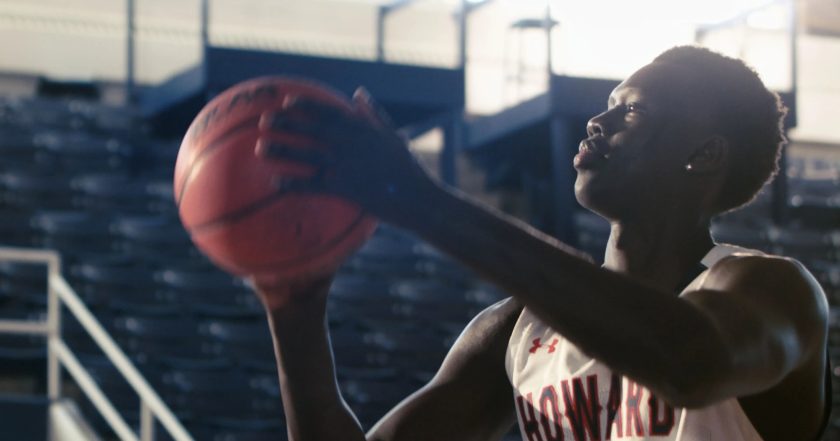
[174, 77, 378, 281]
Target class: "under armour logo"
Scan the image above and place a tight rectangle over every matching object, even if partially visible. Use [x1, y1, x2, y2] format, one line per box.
[528, 338, 558, 354]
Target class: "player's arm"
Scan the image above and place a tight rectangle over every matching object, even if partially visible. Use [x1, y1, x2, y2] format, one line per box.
[260, 92, 827, 407]
[258, 276, 519, 441]
[676, 255, 828, 405]
[367, 297, 519, 441]
[395, 186, 828, 407]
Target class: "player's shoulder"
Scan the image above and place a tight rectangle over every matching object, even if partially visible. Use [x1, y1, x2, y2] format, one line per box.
[468, 297, 524, 333]
[450, 297, 523, 357]
[702, 245, 828, 319]
[705, 245, 818, 288]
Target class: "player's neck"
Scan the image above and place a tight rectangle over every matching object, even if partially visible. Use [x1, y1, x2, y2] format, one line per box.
[603, 213, 714, 293]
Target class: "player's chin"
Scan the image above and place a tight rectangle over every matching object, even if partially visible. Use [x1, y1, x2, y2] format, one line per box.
[574, 173, 621, 218]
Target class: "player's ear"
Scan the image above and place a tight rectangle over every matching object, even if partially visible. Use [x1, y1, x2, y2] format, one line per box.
[684, 136, 728, 175]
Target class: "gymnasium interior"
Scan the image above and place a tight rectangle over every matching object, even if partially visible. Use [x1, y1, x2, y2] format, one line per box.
[0, 0, 838, 439]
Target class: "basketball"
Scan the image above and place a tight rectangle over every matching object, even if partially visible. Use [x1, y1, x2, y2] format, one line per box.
[173, 76, 378, 281]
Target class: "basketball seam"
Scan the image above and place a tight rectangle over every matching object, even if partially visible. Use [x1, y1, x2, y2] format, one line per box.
[187, 190, 286, 233]
[190, 191, 372, 269]
[215, 213, 371, 271]
[176, 116, 261, 209]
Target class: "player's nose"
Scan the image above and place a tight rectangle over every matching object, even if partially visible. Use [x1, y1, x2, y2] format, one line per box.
[586, 115, 605, 137]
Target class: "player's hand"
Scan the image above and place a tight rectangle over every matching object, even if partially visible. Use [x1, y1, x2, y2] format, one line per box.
[251, 272, 334, 314]
[254, 87, 439, 223]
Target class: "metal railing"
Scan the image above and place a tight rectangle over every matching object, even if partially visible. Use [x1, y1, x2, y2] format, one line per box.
[0, 246, 192, 441]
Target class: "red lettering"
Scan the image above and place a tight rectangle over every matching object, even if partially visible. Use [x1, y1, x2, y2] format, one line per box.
[648, 394, 675, 436]
[561, 376, 602, 441]
[517, 393, 546, 441]
[624, 380, 645, 437]
[530, 338, 543, 354]
[604, 374, 623, 439]
[539, 386, 565, 440]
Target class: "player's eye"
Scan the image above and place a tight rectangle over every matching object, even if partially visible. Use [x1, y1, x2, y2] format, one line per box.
[626, 102, 646, 113]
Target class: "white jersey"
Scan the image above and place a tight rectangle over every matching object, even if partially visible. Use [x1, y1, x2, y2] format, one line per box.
[505, 244, 765, 441]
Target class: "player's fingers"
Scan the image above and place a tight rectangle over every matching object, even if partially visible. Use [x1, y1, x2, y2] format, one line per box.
[255, 138, 334, 168]
[271, 174, 328, 196]
[281, 95, 352, 124]
[259, 111, 321, 138]
[353, 87, 395, 129]
[261, 110, 369, 146]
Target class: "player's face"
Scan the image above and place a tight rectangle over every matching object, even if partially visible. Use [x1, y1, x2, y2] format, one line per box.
[574, 61, 715, 220]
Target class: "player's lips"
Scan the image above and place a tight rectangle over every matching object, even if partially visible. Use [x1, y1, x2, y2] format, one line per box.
[573, 138, 610, 169]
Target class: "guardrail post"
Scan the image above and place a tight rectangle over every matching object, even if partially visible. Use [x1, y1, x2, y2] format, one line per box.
[46, 252, 62, 401]
[141, 403, 155, 441]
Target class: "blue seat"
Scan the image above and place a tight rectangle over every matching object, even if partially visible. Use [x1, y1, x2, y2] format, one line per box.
[30, 210, 115, 261]
[72, 173, 153, 214]
[0, 299, 43, 320]
[0, 261, 48, 307]
[16, 98, 92, 132]
[213, 340, 276, 373]
[81, 358, 148, 413]
[340, 378, 418, 415]
[186, 418, 284, 439]
[807, 260, 840, 290]
[185, 425, 286, 441]
[33, 129, 133, 173]
[157, 268, 256, 317]
[124, 337, 227, 370]
[768, 227, 836, 263]
[113, 315, 201, 340]
[417, 257, 477, 285]
[111, 215, 199, 263]
[710, 221, 772, 250]
[327, 275, 398, 324]
[468, 282, 509, 307]
[0, 330, 46, 367]
[391, 279, 474, 324]
[330, 327, 389, 370]
[355, 234, 418, 260]
[143, 179, 178, 216]
[160, 368, 271, 397]
[367, 330, 450, 362]
[346, 233, 425, 277]
[0, 170, 75, 211]
[172, 389, 284, 420]
[392, 279, 471, 306]
[0, 127, 37, 168]
[0, 210, 37, 247]
[201, 319, 275, 370]
[62, 315, 115, 360]
[70, 261, 173, 314]
[109, 315, 222, 369]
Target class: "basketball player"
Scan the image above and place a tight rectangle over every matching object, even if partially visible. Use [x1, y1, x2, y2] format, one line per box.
[253, 46, 831, 440]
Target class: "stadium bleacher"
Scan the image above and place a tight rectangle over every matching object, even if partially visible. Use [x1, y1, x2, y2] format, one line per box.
[1, 67, 839, 441]
[0, 94, 510, 440]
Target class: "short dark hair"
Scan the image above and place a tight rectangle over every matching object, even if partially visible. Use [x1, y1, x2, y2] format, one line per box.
[654, 45, 787, 213]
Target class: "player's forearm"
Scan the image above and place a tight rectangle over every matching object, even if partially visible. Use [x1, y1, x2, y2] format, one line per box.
[266, 308, 367, 441]
[390, 183, 729, 402]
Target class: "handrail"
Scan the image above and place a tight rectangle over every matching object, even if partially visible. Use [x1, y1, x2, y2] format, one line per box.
[50, 274, 193, 440]
[0, 246, 193, 441]
[52, 339, 140, 441]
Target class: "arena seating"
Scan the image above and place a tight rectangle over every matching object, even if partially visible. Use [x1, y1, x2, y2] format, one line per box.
[0, 95, 512, 439]
[1, 93, 839, 440]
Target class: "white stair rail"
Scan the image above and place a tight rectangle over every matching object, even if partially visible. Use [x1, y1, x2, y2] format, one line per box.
[0, 246, 193, 441]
